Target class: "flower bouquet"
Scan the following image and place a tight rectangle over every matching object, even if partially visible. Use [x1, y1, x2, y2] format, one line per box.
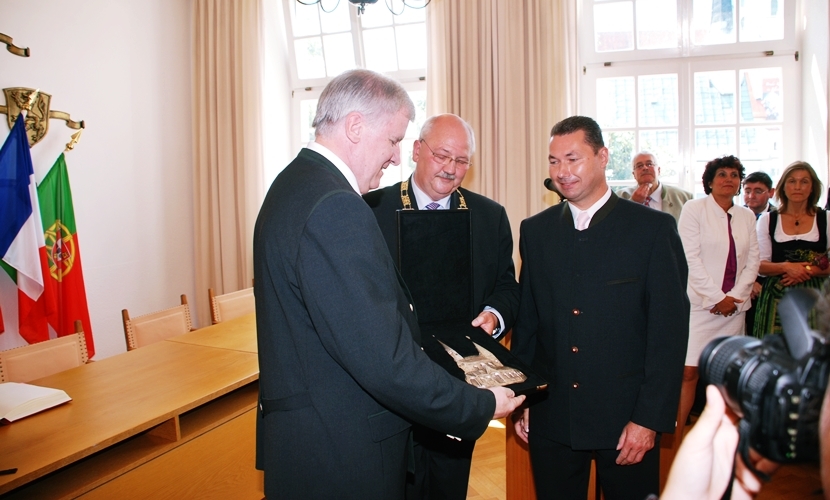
[785, 248, 830, 270]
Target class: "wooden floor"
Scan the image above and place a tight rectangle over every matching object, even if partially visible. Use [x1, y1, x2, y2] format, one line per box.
[467, 420, 823, 500]
[468, 420, 507, 500]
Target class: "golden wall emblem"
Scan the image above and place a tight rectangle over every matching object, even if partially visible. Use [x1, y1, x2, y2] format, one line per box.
[0, 87, 84, 147]
[4, 88, 50, 146]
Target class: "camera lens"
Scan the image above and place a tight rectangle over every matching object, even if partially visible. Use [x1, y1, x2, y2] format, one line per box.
[699, 336, 760, 387]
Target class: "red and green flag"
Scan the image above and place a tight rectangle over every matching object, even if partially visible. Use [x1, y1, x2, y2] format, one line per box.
[37, 153, 95, 358]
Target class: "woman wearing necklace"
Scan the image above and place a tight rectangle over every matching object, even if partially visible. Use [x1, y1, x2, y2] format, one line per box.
[753, 161, 829, 338]
[676, 155, 760, 445]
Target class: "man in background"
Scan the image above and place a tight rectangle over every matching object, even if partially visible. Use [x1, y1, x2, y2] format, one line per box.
[512, 116, 689, 499]
[619, 151, 692, 222]
[254, 70, 524, 500]
[743, 171, 776, 335]
[364, 113, 521, 499]
[743, 171, 776, 218]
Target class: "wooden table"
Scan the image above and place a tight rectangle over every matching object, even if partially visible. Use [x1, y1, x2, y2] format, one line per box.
[166, 313, 258, 353]
[0, 316, 261, 499]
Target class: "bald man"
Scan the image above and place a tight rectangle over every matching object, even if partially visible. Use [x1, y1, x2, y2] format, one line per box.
[364, 113, 520, 499]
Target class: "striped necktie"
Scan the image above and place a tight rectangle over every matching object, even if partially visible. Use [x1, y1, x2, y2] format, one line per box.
[425, 202, 440, 210]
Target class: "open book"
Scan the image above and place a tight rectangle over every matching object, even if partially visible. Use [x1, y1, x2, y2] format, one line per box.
[0, 382, 72, 423]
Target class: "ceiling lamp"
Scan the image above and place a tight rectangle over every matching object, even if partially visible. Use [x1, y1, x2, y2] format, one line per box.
[297, 0, 430, 16]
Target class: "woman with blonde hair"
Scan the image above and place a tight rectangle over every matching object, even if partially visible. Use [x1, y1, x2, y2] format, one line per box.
[753, 161, 830, 337]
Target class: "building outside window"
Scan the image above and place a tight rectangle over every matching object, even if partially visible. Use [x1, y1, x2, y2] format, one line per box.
[580, 0, 800, 198]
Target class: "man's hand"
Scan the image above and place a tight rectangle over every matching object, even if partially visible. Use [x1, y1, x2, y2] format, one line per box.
[489, 387, 525, 419]
[750, 281, 762, 300]
[472, 310, 499, 336]
[630, 183, 652, 204]
[513, 407, 530, 444]
[615, 421, 656, 465]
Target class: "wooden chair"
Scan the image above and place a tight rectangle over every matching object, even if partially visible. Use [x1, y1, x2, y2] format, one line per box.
[122, 294, 194, 351]
[0, 321, 89, 383]
[209, 287, 254, 324]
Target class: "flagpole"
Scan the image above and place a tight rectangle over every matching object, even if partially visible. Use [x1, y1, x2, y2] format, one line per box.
[65, 130, 83, 152]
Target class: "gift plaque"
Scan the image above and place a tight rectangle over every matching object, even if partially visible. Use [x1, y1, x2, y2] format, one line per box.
[396, 209, 546, 396]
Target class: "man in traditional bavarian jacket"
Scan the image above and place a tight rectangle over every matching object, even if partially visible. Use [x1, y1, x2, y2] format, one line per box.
[511, 115, 690, 500]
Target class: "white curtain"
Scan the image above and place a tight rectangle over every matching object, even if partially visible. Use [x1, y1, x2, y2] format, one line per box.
[426, 0, 578, 236]
[191, 0, 264, 326]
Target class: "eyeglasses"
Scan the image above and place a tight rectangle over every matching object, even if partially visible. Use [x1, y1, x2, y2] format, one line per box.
[634, 161, 657, 170]
[420, 140, 471, 169]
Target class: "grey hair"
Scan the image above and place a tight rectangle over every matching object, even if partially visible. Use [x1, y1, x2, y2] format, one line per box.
[418, 114, 477, 156]
[631, 150, 657, 166]
[312, 69, 415, 138]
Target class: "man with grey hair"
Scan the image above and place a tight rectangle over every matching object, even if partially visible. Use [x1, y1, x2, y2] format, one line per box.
[364, 113, 521, 499]
[619, 151, 692, 222]
[254, 71, 524, 499]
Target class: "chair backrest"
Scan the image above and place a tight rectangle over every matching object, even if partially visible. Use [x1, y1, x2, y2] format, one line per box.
[0, 322, 89, 383]
[122, 294, 193, 351]
[209, 287, 254, 324]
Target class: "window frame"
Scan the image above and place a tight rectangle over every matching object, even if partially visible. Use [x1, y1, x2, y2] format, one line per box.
[579, 0, 802, 197]
[580, 0, 799, 65]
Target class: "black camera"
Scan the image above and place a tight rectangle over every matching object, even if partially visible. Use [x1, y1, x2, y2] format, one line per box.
[700, 288, 830, 471]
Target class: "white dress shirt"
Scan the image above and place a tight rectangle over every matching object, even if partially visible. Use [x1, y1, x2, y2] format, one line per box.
[567, 187, 612, 230]
[306, 141, 361, 195]
[756, 211, 830, 263]
[646, 182, 664, 212]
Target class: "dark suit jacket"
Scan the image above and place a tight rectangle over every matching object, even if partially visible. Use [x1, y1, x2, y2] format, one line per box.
[363, 181, 520, 335]
[254, 149, 496, 499]
[511, 194, 689, 449]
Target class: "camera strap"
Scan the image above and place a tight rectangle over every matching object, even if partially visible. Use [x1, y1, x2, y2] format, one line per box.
[737, 419, 773, 482]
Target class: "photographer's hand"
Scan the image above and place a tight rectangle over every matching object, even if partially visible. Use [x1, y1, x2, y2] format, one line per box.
[731, 447, 779, 500]
[661, 385, 738, 500]
[615, 422, 656, 465]
[662, 386, 780, 500]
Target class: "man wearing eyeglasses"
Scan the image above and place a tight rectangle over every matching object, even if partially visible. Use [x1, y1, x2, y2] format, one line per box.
[619, 151, 692, 223]
[364, 113, 521, 500]
[254, 73, 524, 500]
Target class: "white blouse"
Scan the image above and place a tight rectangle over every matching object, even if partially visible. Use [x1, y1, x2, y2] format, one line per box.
[756, 211, 830, 262]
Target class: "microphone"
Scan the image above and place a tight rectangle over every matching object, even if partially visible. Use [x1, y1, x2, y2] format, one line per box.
[544, 178, 566, 202]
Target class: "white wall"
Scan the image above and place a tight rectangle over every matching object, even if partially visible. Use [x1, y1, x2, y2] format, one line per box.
[801, 0, 829, 189]
[0, 0, 195, 359]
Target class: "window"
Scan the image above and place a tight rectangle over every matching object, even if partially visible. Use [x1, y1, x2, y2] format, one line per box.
[580, 0, 800, 198]
[283, 0, 428, 188]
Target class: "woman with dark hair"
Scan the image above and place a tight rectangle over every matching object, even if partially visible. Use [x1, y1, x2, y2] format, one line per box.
[676, 155, 760, 441]
[753, 161, 830, 338]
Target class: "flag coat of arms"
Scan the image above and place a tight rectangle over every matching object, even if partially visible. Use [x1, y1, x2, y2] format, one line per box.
[38, 153, 95, 358]
[0, 113, 54, 343]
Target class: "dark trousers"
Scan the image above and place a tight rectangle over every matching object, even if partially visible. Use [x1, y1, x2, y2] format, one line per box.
[405, 426, 475, 500]
[528, 433, 660, 500]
